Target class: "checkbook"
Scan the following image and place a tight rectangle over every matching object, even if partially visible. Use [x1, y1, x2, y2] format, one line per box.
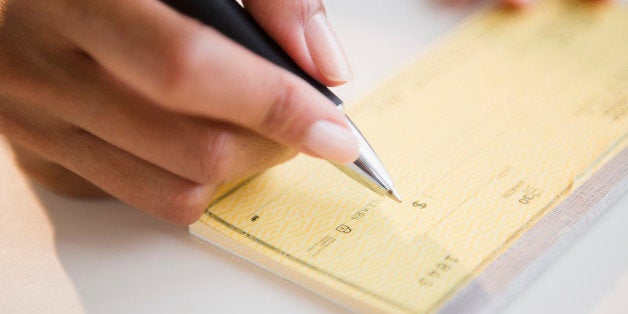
[190, 1, 628, 312]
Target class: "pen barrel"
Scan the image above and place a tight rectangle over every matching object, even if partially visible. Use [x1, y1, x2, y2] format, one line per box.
[161, 0, 343, 106]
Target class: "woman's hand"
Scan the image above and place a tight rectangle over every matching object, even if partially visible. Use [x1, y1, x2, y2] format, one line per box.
[0, 0, 358, 224]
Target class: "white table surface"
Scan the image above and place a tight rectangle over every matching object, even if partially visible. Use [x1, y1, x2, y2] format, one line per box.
[2, 1, 627, 313]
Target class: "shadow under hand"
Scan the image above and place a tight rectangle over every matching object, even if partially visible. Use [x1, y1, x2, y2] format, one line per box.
[32, 182, 343, 314]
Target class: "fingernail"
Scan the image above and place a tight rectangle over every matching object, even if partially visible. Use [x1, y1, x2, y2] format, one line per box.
[303, 120, 360, 164]
[304, 13, 354, 83]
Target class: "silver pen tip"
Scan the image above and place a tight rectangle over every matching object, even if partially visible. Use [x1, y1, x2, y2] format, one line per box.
[387, 189, 403, 203]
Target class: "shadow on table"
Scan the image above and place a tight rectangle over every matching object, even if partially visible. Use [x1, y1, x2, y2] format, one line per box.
[31, 183, 344, 314]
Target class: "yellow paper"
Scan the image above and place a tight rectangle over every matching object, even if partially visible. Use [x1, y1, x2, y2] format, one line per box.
[191, 1, 628, 312]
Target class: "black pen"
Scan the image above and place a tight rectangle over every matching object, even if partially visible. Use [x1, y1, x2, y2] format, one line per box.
[161, 0, 401, 202]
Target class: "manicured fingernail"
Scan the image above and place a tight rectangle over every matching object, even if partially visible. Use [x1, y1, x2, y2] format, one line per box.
[303, 120, 360, 164]
[304, 13, 354, 83]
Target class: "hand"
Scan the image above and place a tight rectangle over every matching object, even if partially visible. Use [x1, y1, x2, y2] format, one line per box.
[0, 0, 358, 224]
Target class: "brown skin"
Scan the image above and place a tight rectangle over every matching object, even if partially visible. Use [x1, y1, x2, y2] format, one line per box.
[0, 0, 529, 225]
[0, 0, 365, 225]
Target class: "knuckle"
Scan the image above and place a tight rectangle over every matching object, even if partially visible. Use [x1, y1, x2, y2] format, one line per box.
[155, 29, 204, 104]
[259, 76, 306, 138]
[189, 128, 233, 183]
[161, 184, 213, 225]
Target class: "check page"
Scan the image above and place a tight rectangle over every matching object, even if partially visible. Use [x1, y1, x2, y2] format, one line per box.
[190, 1, 628, 312]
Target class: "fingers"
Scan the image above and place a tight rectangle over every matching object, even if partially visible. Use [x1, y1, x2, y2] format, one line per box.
[69, 86, 297, 185]
[243, 0, 353, 85]
[57, 0, 359, 164]
[66, 91, 296, 185]
[9, 141, 108, 198]
[5, 56, 296, 185]
[0, 100, 213, 225]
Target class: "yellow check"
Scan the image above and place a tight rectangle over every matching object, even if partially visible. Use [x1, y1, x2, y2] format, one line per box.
[190, 1, 628, 312]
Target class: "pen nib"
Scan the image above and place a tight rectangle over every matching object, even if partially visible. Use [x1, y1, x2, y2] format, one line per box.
[387, 189, 403, 203]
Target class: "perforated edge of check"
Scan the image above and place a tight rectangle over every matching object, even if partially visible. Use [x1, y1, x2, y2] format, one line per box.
[439, 147, 628, 314]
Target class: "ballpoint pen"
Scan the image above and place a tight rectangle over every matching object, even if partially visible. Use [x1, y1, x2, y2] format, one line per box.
[161, 0, 402, 203]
